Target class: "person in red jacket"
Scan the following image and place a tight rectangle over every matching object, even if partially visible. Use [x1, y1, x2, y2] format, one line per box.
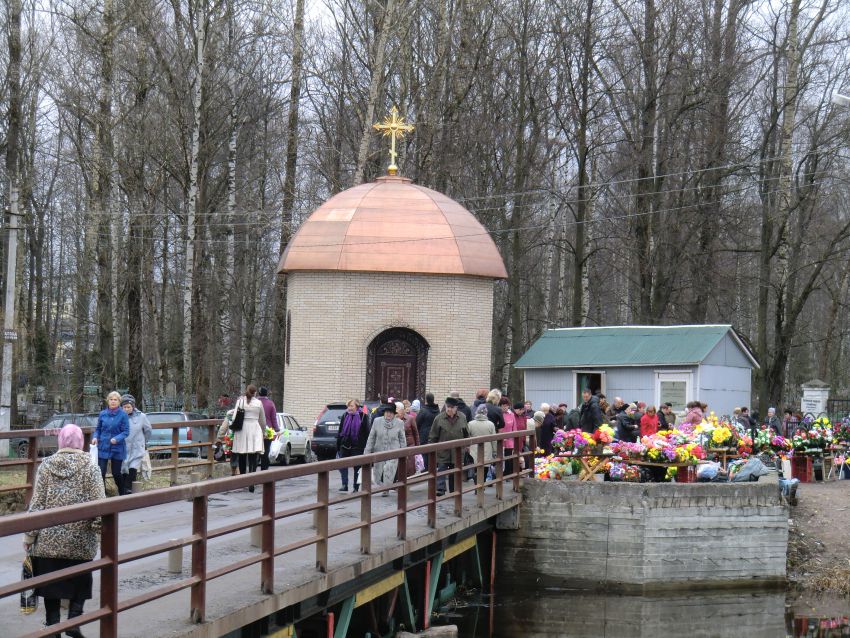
[640, 405, 660, 438]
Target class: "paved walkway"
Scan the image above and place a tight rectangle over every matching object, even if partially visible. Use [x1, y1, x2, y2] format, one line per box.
[0, 473, 520, 637]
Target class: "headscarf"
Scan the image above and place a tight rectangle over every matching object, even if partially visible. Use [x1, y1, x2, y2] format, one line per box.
[58, 424, 84, 450]
[395, 401, 405, 416]
[411, 399, 421, 413]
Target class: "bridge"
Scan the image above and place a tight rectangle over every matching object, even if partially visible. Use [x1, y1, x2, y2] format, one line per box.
[0, 426, 534, 637]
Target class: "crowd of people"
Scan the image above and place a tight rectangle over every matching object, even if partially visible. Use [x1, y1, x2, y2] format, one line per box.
[21, 382, 802, 635]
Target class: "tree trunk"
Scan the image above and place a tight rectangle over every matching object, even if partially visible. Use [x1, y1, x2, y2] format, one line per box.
[353, 0, 397, 184]
[2, 0, 23, 446]
[95, 0, 116, 394]
[183, 0, 207, 411]
[273, 0, 305, 405]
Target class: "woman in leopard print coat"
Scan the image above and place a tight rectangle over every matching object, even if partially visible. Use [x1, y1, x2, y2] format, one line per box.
[23, 424, 105, 637]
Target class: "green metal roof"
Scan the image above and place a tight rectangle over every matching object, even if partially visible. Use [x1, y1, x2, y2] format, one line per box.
[514, 325, 757, 369]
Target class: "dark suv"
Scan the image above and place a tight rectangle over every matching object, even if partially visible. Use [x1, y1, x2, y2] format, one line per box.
[311, 403, 349, 461]
[11, 413, 98, 458]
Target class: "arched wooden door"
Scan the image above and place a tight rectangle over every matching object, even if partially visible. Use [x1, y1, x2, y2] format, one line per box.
[365, 328, 429, 402]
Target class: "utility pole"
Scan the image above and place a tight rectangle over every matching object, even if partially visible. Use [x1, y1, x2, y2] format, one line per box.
[2, 0, 23, 457]
[1, 195, 20, 457]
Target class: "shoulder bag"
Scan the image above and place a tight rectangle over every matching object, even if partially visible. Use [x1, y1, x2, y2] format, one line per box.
[231, 398, 245, 432]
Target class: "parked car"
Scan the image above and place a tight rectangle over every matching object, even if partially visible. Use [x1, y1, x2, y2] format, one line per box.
[11, 413, 98, 458]
[311, 402, 348, 461]
[147, 411, 206, 457]
[273, 413, 313, 465]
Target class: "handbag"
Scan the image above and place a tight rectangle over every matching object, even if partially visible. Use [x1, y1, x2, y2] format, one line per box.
[231, 398, 245, 431]
[20, 552, 37, 614]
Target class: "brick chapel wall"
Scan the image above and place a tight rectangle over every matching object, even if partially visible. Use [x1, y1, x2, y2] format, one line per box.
[283, 271, 495, 427]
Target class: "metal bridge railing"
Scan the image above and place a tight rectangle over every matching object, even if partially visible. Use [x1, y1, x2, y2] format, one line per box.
[0, 429, 535, 638]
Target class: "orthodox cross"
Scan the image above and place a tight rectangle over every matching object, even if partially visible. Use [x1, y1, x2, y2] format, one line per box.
[373, 106, 415, 176]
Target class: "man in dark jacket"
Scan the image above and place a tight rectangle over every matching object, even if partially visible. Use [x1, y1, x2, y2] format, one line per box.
[540, 404, 558, 454]
[484, 389, 505, 432]
[429, 397, 470, 496]
[416, 393, 440, 470]
[337, 400, 371, 492]
[448, 391, 473, 422]
[579, 389, 604, 433]
[614, 405, 639, 443]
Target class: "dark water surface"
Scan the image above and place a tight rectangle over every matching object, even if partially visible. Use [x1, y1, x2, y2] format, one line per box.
[436, 586, 850, 637]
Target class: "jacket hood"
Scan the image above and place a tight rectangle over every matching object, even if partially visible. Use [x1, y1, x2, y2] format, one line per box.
[423, 404, 440, 414]
[474, 413, 489, 421]
[43, 449, 89, 480]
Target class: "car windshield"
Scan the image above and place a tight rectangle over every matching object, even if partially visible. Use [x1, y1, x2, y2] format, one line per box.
[320, 408, 347, 424]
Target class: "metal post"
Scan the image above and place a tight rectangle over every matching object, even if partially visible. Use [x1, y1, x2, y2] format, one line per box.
[427, 452, 437, 528]
[360, 463, 371, 554]
[490, 529, 497, 594]
[495, 440, 504, 501]
[397, 455, 407, 540]
[261, 479, 275, 593]
[423, 560, 431, 630]
[316, 471, 329, 572]
[0, 182, 20, 458]
[190, 495, 207, 622]
[207, 425, 216, 477]
[170, 428, 179, 486]
[453, 447, 463, 516]
[24, 435, 37, 503]
[476, 443, 485, 509]
[326, 611, 334, 638]
[100, 513, 119, 637]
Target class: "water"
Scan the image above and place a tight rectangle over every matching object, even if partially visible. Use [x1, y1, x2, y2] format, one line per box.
[439, 586, 850, 637]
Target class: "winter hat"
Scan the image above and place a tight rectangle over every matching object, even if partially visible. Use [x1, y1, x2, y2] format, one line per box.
[381, 403, 397, 415]
[58, 424, 84, 450]
[120, 394, 136, 407]
[411, 399, 421, 413]
[533, 411, 545, 424]
[513, 401, 525, 411]
[476, 404, 488, 416]
[445, 396, 460, 408]
[395, 401, 405, 415]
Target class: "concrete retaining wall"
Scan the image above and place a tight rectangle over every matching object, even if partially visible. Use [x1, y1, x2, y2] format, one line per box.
[499, 480, 788, 591]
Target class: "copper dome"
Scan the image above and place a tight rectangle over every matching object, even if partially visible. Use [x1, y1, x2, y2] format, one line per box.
[278, 176, 508, 279]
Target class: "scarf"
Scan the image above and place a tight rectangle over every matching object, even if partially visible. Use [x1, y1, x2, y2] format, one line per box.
[341, 411, 361, 444]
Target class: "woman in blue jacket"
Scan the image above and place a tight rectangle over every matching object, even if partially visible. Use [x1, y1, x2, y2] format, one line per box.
[91, 390, 130, 495]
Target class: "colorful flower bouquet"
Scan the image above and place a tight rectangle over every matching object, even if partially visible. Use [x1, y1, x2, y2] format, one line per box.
[833, 420, 850, 447]
[606, 461, 641, 482]
[609, 431, 704, 466]
[220, 433, 233, 459]
[534, 454, 575, 480]
[592, 424, 615, 445]
[551, 428, 596, 455]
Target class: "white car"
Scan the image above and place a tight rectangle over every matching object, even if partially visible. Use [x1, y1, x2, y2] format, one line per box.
[274, 413, 313, 465]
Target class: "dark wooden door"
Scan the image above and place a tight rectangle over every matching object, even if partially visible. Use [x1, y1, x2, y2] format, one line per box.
[378, 355, 415, 400]
[366, 328, 429, 401]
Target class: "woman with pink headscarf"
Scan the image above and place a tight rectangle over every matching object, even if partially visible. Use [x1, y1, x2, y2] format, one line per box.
[23, 424, 105, 637]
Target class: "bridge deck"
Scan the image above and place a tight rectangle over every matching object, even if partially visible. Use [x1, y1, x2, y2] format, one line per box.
[0, 473, 520, 637]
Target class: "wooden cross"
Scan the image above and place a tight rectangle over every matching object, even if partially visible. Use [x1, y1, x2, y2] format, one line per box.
[373, 106, 415, 176]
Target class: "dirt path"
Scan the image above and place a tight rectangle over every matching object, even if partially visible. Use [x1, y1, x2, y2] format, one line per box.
[788, 480, 850, 596]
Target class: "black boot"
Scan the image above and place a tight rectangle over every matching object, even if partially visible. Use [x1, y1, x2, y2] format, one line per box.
[66, 599, 86, 638]
[44, 598, 61, 638]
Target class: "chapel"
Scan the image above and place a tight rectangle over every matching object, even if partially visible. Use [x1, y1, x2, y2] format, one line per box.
[277, 113, 507, 426]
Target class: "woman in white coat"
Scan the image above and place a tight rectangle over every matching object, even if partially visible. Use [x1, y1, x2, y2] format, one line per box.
[232, 384, 266, 491]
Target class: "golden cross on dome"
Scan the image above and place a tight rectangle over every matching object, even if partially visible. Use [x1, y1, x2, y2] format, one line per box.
[373, 106, 415, 176]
